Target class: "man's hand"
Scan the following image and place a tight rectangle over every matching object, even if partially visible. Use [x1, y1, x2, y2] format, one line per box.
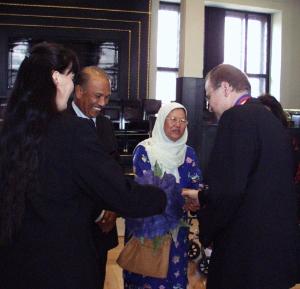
[96, 211, 117, 233]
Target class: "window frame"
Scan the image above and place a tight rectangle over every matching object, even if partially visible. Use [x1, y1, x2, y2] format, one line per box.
[156, 1, 180, 103]
[224, 8, 271, 94]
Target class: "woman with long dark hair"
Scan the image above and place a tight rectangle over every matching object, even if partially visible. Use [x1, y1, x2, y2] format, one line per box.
[0, 42, 166, 289]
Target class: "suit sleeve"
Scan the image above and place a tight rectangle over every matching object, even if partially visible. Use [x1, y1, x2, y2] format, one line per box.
[97, 116, 120, 163]
[71, 122, 166, 218]
[198, 109, 259, 247]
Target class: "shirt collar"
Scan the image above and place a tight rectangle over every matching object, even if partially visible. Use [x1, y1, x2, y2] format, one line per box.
[234, 94, 252, 106]
[72, 101, 96, 124]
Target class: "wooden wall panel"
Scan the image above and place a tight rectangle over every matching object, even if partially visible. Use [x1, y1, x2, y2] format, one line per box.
[0, 0, 151, 101]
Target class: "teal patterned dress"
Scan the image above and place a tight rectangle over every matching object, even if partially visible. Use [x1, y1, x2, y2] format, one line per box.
[124, 145, 203, 289]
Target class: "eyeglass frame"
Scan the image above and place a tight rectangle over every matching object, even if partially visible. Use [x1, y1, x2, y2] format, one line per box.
[166, 116, 189, 125]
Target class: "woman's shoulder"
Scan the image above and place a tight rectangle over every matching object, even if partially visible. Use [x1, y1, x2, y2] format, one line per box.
[182, 146, 200, 167]
[133, 144, 148, 156]
[133, 144, 151, 167]
[51, 113, 93, 131]
[47, 114, 96, 144]
[185, 145, 197, 157]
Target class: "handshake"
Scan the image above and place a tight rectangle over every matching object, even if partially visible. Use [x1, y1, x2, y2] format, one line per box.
[181, 185, 209, 212]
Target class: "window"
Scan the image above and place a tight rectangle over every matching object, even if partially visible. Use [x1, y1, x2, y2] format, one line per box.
[224, 10, 270, 97]
[156, 2, 180, 103]
[8, 38, 119, 92]
[8, 40, 29, 89]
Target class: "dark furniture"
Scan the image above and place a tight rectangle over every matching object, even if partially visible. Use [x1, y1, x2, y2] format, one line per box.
[103, 99, 161, 175]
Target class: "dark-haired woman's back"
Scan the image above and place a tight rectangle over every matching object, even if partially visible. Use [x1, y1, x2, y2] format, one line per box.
[0, 114, 166, 289]
[0, 42, 166, 289]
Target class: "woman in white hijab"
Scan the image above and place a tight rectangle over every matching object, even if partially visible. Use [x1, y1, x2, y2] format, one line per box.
[124, 102, 203, 289]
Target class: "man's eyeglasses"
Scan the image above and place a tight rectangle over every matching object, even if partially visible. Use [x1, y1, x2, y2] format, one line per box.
[166, 116, 188, 126]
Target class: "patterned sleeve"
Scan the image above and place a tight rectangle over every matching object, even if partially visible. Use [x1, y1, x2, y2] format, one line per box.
[132, 145, 152, 177]
[185, 146, 203, 189]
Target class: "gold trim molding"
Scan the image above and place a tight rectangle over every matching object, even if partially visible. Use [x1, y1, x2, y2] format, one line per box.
[0, 22, 132, 99]
[0, 0, 151, 99]
[0, 2, 151, 15]
[0, 12, 142, 98]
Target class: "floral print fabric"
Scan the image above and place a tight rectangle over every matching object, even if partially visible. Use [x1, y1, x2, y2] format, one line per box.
[124, 145, 203, 289]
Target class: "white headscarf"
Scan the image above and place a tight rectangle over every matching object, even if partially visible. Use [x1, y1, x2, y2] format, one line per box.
[138, 102, 188, 182]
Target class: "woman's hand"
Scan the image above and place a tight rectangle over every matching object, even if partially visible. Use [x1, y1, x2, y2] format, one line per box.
[182, 188, 200, 201]
[182, 188, 200, 211]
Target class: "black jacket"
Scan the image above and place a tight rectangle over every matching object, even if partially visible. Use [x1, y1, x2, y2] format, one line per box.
[66, 104, 119, 250]
[199, 99, 300, 289]
[0, 114, 166, 289]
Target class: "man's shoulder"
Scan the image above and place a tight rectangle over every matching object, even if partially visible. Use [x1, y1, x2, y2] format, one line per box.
[96, 114, 111, 122]
[225, 99, 264, 120]
[96, 114, 115, 130]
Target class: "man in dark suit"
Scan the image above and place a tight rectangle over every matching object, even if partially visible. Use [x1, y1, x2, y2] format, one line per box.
[67, 66, 119, 289]
[183, 64, 300, 289]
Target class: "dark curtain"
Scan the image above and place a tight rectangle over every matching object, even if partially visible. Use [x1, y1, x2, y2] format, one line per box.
[204, 7, 225, 76]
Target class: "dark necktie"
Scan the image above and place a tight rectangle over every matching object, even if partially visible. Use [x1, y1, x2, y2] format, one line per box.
[88, 118, 96, 129]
